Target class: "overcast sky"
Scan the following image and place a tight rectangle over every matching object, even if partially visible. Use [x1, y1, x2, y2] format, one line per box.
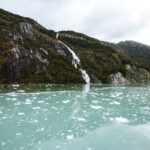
[1, 0, 150, 45]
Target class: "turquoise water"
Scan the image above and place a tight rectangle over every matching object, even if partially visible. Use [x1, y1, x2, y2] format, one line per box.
[0, 84, 150, 150]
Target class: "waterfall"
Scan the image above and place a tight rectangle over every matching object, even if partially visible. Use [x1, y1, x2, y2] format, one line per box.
[56, 33, 90, 84]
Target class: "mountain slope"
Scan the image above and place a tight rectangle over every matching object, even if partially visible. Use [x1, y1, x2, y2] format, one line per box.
[0, 9, 150, 84]
[117, 40, 150, 64]
[0, 9, 85, 83]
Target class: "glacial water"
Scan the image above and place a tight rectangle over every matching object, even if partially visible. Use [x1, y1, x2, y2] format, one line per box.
[0, 84, 150, 150]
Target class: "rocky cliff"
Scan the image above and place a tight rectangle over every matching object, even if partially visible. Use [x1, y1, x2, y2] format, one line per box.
[0, 9, 150, 84]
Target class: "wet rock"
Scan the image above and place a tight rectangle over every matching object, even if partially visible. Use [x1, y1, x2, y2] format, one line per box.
[33, 50, 49, 65]
[110, 72, 128, 84]
[90, 74, 101, 83]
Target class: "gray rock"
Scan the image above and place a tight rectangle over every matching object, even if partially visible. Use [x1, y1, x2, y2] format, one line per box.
[19, 22, 35, 39]
[110, 72, 128, 84]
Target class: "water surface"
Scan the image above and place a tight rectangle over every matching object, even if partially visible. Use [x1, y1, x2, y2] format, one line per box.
[0, 84, 150, 150]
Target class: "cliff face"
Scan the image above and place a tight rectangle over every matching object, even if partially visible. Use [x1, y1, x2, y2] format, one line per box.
[0, 9, 150, 84]
[0, 9, 84, 83]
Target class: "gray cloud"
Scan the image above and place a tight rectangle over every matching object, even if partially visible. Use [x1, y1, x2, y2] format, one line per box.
[1, 0, 150, 45]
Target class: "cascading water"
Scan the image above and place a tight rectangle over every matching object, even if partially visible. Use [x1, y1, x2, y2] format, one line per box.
[56, 33, 90, 84]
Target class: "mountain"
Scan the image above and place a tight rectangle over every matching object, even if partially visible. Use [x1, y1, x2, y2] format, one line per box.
[117, 40, 150, 64]
[0, 8, 150, 84]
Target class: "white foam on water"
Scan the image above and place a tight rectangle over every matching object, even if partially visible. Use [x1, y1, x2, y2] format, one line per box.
[77, 117, 87, 122]
[33, 120, 39, 123]
[32, 107, 41, 110]
[37, 101, 45, 104]
[18, 112, 25, 116]
[1, 142, 6, 146]
[24, 99, 32, 105]
[92, 100, 99, 104]
[90, 105, 102, 110]
[2, 116, 8, 119]
[16, 133, 22, 136]
[36, 127, 45, 132]
[115, 117, 129, 123]
[7, 92, 17, 97]
[62, 100, 70, 104]
[67, 135, 74, 140]
[12, 84, 20, 87]
[12, 98, 17, 101]
[51, 106, 58, 110]
[14, 102, 21, 106]
[110, 101, 120, 105]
